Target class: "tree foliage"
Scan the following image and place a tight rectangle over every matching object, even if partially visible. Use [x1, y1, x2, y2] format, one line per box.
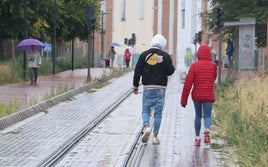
[210, 0, 268, 47]
[0, 0, 100, 60]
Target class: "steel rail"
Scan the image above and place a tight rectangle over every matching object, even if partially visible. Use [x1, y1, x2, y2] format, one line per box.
[124, 109, 155, 167]
[38, 88, 133, 167]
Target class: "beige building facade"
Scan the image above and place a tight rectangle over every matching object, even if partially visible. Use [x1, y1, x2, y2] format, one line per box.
[97, 0, 178, 68]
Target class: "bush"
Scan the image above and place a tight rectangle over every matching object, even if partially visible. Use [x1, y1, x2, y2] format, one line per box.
[214, 75, 268, 166]
[0, 62, 21, 84]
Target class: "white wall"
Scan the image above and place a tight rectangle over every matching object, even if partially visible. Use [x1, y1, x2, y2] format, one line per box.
[112, 0, 154, 60]
[177, 0, 202, 71]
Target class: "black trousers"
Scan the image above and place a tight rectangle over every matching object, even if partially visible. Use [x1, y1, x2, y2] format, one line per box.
[29, 68, 39, 83]
[125, 59, 130, 68]
[105, 61, 110, 68]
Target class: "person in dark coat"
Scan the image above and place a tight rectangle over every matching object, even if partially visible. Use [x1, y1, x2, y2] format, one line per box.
[133, 34, 175, 145]
[180, 44, 217, 146]
[226, 39, 234, 66]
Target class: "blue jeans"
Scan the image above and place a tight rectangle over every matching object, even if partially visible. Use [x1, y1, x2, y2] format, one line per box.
[142, 88, 165, 134]
[193, 101, 212, 137]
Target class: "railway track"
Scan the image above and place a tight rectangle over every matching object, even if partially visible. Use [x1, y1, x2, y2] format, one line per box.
[38, 88, 153, 167]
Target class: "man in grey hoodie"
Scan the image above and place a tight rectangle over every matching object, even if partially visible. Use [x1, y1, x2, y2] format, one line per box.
[133, 34, 175, 145]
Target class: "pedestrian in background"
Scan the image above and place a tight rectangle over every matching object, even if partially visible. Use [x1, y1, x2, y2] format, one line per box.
[133, 34, 175, 145]
[103, 56, 110, 68]
[107, 46, 116, 68]
[123, 48, 131, 68]
[226, 39, 234, 66]
[180, 44, 217, 146]
[27, 45, 42, 84]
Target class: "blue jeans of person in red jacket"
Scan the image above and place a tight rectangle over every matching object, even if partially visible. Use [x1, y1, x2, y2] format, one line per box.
[193, 101, 212, 136]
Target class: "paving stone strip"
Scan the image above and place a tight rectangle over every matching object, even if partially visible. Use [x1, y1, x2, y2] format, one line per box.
[0, 69, 116, 130]
[0, 72, 133, 167]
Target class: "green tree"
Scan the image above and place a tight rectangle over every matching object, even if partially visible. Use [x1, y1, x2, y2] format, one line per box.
[0, 0, 25, 60]
[0, 0, 100, 61]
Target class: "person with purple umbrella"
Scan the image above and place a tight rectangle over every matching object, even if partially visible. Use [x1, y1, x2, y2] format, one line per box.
[27, 45, 42, 84]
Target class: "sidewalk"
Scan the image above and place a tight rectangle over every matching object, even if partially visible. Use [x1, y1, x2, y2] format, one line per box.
[0, 68, 111, 110]
[0, 72, 134, 166]
[139, 70, 237, 166]
[0, 68, 112, 129]
[0, 70, 237, 166]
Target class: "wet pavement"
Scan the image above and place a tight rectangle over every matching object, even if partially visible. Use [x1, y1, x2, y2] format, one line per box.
[0, 68, 238, 166]
[0, 68, 111, 110]
[0, 72, 133, 167]
[139, 70, 237, 167]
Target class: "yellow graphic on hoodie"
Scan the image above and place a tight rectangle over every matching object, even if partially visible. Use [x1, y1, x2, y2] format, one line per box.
[146, 53, 163, 65]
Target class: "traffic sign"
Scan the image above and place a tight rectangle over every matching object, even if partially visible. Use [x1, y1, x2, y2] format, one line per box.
[44, 43, 52, 52]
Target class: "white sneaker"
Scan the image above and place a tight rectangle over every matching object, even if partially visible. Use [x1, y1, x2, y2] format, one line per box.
[152, 137, 160, 145]
[142, 127, 151, 143]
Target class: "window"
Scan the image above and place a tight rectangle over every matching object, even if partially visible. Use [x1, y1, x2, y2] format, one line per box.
[121, 0, 126, 21]
[181, 0, 185, 29]
[181, 9, 185, 29]
[140, 0, 145, 20]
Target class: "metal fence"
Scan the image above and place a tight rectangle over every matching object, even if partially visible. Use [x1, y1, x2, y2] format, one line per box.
[2, 39, 103, 67]
[256, 48, 266, 73]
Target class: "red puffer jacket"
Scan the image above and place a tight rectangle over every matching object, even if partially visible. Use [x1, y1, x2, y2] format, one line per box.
[181, 45, 217, 106]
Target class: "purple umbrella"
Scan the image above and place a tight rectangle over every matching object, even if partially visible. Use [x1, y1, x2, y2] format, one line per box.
[17, 38, 45, 50]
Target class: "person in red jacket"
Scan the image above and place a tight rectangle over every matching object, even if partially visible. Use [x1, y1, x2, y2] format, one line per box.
[123, 48, 132, 68]
[180, 44, 217, 146]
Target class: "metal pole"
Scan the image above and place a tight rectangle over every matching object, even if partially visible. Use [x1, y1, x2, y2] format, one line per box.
[71, 39, 74, 71]
[100, 11, 105, 60]
[87, 6, 94, 81]
[91, 30, 94, 67]
[87, 30, 92, 81]
[52, 0, 57, 75]
[23, 0, 28, 80]
[218, 28, 222, 84]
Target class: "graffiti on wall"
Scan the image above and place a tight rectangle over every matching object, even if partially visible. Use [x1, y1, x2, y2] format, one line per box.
[241, 34, 252, 68]
[239, 25, 255, 69]
[185, 48, 193, 67]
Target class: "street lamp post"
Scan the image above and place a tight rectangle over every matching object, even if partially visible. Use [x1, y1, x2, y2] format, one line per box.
[216, 8, 224, 85]
[52, 0, 57, 75]
[23, 0, 28, 80]
[218, 29, 222, 84]
[100, 11, 108, 62]
[87, 30, 92, 81]
[100, 11, 105, 60]
[87, 6, 95, 81]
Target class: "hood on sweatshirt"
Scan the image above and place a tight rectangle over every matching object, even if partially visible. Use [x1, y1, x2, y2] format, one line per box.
[197, 44, 211, 60]
[150, 34, 167, 50]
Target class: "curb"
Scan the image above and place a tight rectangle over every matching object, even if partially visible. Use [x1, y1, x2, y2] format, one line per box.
[0, 81, 96, 130]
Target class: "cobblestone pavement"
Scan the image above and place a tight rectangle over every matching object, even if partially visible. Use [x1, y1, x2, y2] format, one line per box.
[139, 70, 237, 166]
[0, 71, 133, 167]
[0, 68, 111, 110]
[0, 69, 238, 167]
[54, 91, 143, 167]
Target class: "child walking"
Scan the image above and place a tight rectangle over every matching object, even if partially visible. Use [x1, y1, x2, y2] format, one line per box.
[180, 44, 217, 146]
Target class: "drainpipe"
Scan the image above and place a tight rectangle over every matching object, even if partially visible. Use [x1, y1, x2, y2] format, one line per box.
[158, 0, 163, 34]
[169, 0, 174, 55]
